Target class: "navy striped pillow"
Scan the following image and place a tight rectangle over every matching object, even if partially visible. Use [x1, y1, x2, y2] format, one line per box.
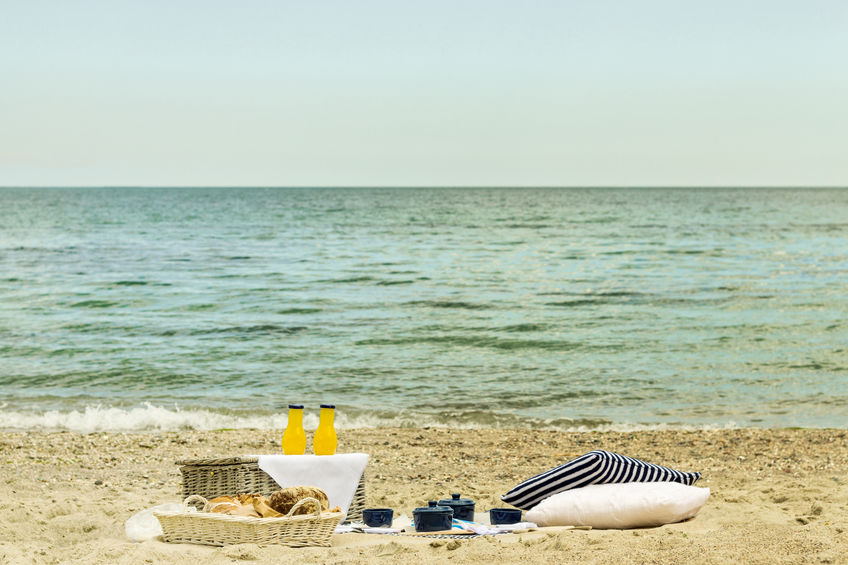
[501, 450, 701, 510]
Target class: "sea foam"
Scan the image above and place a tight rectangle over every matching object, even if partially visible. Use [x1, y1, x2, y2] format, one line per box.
[0, 403, 733, 434]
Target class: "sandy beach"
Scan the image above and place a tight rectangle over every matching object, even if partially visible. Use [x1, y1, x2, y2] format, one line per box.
[1, 427, 846, 564]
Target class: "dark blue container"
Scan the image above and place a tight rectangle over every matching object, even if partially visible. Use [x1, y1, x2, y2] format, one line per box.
[437, 493, 476, 522]
[489, 508, 522, 525]
[413, 501, 453, 532]
[361, 508, 394, 528]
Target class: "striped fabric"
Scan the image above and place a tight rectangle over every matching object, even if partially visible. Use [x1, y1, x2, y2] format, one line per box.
[501, 450, 701, 510]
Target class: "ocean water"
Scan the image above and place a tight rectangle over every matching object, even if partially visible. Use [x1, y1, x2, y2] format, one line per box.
[0, 187, 846, 433]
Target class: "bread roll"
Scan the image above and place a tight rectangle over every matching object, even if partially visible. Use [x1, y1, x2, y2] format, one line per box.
[207, 496, 239, 514]
[206, 494, 262, 517]
[268, 486, 330, 515]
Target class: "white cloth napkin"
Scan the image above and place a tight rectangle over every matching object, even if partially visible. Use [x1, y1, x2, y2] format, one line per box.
[256, 453, 369, 517]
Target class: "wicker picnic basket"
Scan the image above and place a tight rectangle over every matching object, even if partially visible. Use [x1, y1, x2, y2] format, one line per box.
[155, 495, 343, 547]
[176, 456, 367, 522]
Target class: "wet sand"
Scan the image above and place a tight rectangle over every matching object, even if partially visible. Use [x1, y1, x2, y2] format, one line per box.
[1, 427, 846, 564]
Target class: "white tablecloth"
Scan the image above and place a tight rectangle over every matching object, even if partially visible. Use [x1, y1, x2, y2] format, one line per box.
[256, 453, 369, 517]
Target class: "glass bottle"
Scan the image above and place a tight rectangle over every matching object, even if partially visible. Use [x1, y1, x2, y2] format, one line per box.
[313, 404, 337, 455]
[282, 404, 306, 455]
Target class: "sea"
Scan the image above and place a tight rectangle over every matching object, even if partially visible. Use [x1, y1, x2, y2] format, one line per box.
[0, 187, 846, 433]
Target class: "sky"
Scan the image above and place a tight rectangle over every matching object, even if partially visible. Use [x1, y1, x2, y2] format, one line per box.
[1, 0, 847, 187]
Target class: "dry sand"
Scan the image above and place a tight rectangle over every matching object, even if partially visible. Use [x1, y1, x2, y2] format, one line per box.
[1, 427, 846, 564]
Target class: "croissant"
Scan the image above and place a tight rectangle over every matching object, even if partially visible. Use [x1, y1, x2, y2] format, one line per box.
[228, 504, 261, 518]
[252, 496, 283, 518]
[235, 493, 263, 505]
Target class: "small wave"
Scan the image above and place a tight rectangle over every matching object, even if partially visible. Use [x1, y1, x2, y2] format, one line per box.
[180, 303, 219, 312]
[505, 224, 552, 229]
[0, 404, 287, 433]
[154, 324, 308, 338]
[376, 280, 415, 286]
[545, 294, 732, 308]
[665, 249, 710, 255]
[189, 325, 307, 336]
[406, 300, 490, 310]
[356, 335, 583, 351]
[599, 250, 639, 256]
[580, 216, 620, 224]
[70, 300, 119, 308]
[787, 362, 826, 370]
[112, 280, 149, 286]
[539, 291, 647, 298]
[8, 245, 78, 254]
[60, 322, 106, 332]
[277, 307, 323, 315]
[545, 299, 605, 307]
[501, 323, 548, 332]
[319, 276, 375, 283]
[0, 403, 736, 433]
[759, 361, 846, 372]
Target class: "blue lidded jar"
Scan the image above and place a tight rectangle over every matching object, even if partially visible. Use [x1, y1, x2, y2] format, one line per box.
[437, 493, 476, 522]
[361, 508, 394, 528]
[489, 508, 522, 525]
[413, 501, 453, 532]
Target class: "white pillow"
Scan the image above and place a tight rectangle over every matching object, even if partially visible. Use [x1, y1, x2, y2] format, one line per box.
[501, 450, 701, 510]
[525, 481, 710, 529]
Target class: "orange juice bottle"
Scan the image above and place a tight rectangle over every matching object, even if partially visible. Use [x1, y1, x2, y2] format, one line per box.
[282, 404, 306, 454]
[313, 404, 337, 455]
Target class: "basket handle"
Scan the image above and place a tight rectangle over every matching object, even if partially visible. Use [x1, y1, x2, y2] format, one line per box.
[286, 497, 323, 518]
[183, 494, 209, 511]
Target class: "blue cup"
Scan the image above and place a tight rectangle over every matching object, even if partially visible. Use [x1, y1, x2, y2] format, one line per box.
[489, 508, 522, 525]
[362, 508, 394, 528]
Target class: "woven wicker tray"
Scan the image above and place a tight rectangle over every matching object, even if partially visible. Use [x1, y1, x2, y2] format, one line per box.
[176, 456, 367, 522]
[155, 495, 343, 547]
